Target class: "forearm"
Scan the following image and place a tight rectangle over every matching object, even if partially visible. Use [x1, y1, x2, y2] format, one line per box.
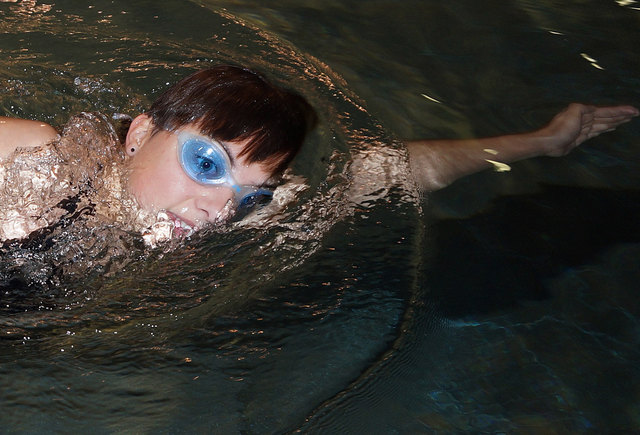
[406, 131, 549, 190]
[406, 104, 639, 191]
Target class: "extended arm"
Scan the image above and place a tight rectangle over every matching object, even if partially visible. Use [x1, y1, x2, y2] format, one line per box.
[0, 116, 59, 159]
[406, 104, 639, 191]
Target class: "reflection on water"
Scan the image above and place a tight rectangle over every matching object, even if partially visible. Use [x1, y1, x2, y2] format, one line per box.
[1, 0, 639, 432]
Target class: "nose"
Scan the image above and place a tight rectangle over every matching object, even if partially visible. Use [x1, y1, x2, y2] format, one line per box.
[193, 186, 237, 223]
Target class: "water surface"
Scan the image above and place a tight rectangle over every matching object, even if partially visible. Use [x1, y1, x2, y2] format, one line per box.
[1, 0, 639, 432]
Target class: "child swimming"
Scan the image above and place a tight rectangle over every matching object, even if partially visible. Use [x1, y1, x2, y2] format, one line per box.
[0, 65, 637, 245]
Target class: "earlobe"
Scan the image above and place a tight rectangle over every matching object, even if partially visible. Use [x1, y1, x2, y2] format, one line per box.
[126, 140, 141, 157]
[125, 114, 153, 157]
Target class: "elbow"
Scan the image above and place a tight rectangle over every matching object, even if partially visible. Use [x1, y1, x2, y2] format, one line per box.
[0, 118, 59, 158]
[406, 141, 452, 192]
[32, 122, 59, 146]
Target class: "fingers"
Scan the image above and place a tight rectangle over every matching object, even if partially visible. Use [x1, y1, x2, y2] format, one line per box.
[580, 104, 638, 137]
[592, 114, 636, 132]
[540, 103, 636, 156]
[569, 104, 637, 145]
[594, 114, 636, 124]
[591, 106, 639, 131]
[592, 105, 639, 119]
[569, 103, 639, 121]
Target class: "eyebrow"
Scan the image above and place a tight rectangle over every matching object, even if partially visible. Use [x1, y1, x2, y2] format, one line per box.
[203, 134, 276, 189]
[213, 138, 237, 167]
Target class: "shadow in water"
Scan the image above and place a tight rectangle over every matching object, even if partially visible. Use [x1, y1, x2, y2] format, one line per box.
[427, 185, 640, 317]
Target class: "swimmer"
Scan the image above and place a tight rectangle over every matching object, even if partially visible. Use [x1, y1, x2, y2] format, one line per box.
[0, 65, 638, 244]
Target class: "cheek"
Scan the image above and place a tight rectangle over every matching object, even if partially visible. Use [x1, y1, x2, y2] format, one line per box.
[128, 155, 190, 210]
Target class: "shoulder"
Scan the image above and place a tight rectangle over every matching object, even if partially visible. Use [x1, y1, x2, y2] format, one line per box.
[0, 116, 59, 159]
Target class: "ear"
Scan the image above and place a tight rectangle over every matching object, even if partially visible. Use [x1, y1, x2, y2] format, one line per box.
[125, 114, 153, 157]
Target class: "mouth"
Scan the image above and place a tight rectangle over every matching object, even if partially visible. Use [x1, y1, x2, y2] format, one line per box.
[163, 211, 196, 238]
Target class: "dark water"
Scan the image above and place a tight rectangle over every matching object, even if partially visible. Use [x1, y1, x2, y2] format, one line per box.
[1, 0, 639, 432]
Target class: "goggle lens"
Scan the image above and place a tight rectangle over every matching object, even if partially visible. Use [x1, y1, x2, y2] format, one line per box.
[179, 136, 229, 184]
[177, 132, 275, 214]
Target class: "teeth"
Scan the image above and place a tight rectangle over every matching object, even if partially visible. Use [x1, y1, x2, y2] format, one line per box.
[179, 222, 194, 236]
[175, 217, 193, 231]
[152, 210, 195, 238]
[143, 210, 197, 246]
[156, 211, 170, 222]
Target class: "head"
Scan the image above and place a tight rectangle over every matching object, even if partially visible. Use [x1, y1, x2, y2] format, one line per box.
[124, 65, 317, 232]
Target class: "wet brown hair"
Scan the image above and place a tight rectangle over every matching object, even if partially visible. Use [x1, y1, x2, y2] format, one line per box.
[147, 65, 317, 176]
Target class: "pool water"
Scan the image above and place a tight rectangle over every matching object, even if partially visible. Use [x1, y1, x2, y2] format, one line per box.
[1, 0, 639, 432]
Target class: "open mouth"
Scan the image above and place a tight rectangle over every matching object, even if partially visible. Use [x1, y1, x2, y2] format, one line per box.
[161, 211, 196, 238]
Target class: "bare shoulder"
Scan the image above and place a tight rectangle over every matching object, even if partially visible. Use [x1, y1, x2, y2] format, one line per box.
[0, 116, 59, 159]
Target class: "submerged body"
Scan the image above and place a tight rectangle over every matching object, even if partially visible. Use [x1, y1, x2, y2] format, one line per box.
[0, 113, 156, 242]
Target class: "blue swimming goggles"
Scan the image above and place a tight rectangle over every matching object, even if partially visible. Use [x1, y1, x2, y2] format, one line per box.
[176, 131, 274, 212]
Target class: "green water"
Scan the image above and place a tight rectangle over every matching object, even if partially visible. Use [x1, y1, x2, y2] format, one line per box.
[1, 0, 639, 432]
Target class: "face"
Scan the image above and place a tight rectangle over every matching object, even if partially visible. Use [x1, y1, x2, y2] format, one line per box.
[125, 115, 275, 232]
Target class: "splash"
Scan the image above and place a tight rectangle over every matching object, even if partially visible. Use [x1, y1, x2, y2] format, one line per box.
[0, 112, 157, 289]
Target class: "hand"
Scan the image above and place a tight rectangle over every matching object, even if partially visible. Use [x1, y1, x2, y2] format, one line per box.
[539, 103, 638, 157]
